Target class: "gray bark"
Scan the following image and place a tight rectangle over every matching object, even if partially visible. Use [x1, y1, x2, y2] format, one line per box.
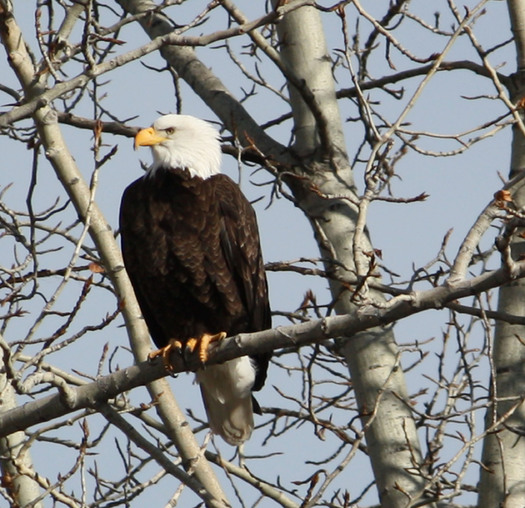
[478, 2, 525, 505]
[0, 377, 43, 508]
[272, 5, 432, 507]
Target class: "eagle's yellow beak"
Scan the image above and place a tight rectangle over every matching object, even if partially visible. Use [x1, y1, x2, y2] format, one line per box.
[134, 127, 167, 150]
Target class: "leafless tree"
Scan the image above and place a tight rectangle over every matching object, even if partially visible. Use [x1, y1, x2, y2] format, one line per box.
[1, 1, 525, 506]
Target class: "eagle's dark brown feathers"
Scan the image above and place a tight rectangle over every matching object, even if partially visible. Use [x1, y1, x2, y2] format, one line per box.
[120, 114, 271, 445]
[120, 170, 270, 344]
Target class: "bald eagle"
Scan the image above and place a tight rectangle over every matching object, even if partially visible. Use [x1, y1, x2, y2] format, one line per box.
[119, 114, 271, 445]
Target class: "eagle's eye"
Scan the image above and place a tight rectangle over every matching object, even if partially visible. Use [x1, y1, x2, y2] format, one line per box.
[165, 127, 175, 135]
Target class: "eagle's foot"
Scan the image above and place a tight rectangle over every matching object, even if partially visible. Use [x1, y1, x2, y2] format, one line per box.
[148, 339, 183, 373]
[186, 332, 227, 364]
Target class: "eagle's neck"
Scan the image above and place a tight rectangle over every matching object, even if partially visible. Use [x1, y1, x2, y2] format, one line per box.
[150, 166, 206, 182]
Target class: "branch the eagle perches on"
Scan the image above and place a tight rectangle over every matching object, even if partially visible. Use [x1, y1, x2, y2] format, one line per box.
[2, 250, 525, 439]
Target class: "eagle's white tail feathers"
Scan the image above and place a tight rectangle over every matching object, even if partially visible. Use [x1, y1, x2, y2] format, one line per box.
[196, 356, 256, 446]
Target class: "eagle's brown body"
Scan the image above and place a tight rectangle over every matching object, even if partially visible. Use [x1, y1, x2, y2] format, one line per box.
[119, 115, 271, 445]
[120, 169, 270, 391]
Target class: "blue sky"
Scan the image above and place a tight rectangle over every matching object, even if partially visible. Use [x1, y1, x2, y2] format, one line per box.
[0, 1, 516, 505]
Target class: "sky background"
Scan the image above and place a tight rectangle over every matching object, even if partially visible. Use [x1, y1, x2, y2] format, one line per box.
[0, 1, 517, 506]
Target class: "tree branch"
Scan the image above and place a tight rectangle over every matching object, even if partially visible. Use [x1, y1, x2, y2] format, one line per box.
[2, 256, 525, 438]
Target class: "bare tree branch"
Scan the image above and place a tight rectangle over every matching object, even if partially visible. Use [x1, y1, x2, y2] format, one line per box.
[2, 253, 525, 438]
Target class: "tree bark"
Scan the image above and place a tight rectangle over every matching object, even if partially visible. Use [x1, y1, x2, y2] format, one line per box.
[478, 2, 525, 506]
[0, 374, 43, 508]
[272, 5, 433, 507]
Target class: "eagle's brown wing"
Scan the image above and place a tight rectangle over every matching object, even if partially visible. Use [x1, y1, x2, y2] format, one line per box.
[211, 174, 271, 391]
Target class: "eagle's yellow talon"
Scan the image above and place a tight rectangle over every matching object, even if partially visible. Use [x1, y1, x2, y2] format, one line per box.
[187, 332, 227, 364]
[148, 339, 183, 372]
[149, 333, 227, 370]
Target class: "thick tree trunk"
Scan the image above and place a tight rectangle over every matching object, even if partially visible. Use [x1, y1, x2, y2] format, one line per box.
[273, 5, 433, 507]
[478, 3, 525, 506]
[0, 379, 43, 508]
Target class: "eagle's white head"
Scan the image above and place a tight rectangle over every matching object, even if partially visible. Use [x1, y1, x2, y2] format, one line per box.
[135, 114, 222, 179]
